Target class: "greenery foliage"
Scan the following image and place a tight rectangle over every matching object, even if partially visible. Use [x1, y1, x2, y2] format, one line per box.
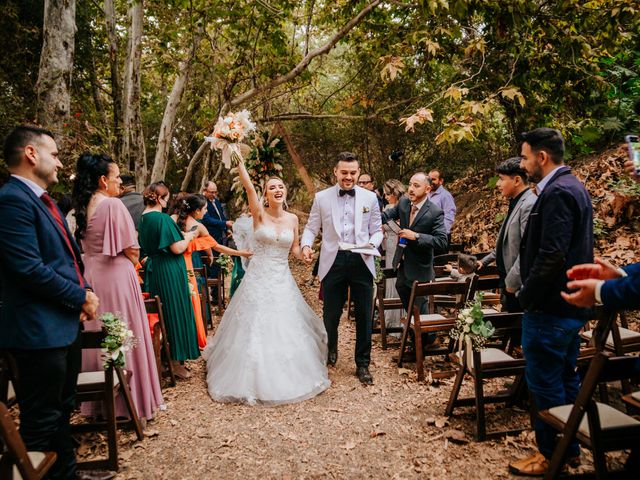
[0, 1, 638, 197]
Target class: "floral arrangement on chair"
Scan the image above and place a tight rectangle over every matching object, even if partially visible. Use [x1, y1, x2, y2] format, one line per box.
[205, 109, 256, 169]
[216, 253, 233, 276]
[100, 312, 136, 370]
[449, 293, 495, 352]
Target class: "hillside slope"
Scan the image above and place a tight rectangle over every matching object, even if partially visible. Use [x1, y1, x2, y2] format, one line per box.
[449, 144, 640, 264]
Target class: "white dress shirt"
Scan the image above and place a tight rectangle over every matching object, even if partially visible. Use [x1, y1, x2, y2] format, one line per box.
[337, 186, 356, 243]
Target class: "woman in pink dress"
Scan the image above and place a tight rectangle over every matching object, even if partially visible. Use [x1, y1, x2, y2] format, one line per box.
[72, 153, 164, 420]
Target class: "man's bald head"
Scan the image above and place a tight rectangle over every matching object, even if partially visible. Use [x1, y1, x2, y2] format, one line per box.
[202, 181, 218, 201]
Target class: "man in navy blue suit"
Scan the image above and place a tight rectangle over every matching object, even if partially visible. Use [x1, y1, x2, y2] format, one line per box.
[201, 180, 232, 244]
[0, 126, 100, 479]
[201, 181, 233, 288]
[509, 128, 594, 476]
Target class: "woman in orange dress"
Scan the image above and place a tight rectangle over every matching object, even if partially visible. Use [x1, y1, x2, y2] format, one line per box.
[172, 194, 252, 348]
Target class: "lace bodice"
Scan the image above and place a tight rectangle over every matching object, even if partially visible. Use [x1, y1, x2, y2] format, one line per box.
[249, 224, 293, 261]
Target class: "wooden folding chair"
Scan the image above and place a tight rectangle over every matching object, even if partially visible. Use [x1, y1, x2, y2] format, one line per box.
[433, 253, 459, 267]
[372, 268, 405, 349]
[144, 296, 176, 388]
[397, 277, 474, 381]
[445, 312, 527, 440]
[205, 264, 225, 315]
[539, 352, 640, 479]
[0, 402, 57, 480]
[448, 243, 465, 253]
[192, 266, 211, 332]
[581, 312, 640, 356]
[73, 329, 144, 472]
[622, 391, 640, 411]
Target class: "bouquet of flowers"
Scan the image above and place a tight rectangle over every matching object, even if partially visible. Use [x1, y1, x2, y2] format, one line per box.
[205, 109, 256, 169]
[449, 293, 495, 353]
[230, 130, 285, 206]
[216, 253, 233, 276]
[100, 312, 137, 370]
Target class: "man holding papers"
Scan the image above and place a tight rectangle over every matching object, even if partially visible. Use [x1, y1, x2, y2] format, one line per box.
[301, 152, 383, 385]
[382, 172, 448, 341]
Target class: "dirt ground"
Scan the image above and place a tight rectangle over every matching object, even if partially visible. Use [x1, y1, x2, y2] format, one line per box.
[78, 259, 628, 480]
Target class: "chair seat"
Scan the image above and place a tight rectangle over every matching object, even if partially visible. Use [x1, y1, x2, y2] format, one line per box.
[633, 391, 640, 402]
[453, 347, 516, 367]
[548, 402, 640, 438]
[77, 371, 120, 387]
[581, 327, 640, 347]
[481, 308, 499, 315]
[7, 380, 15, 403]
[382, 297, 403, 306]
[0, 451, 46, 480]
[417, 313, 447, 324]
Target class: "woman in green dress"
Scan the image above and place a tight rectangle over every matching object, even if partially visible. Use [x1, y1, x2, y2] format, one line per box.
[138, 182, 199, 379]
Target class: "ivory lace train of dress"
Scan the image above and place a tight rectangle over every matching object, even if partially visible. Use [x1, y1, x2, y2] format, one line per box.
[204, 225, 330, 405]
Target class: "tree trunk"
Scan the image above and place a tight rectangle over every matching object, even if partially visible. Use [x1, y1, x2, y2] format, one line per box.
[35, 0, 77, 133]
[104, 0, 123, 161]
[150, 30, 202, 183]
[122, 0, 146, 190]
[274, 122, 315, 196]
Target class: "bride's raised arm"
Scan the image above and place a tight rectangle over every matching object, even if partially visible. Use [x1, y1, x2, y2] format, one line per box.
[235, 157, 263, 226]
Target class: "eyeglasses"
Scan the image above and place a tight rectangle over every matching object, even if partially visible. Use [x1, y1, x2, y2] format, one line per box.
[357, 180, 372, 185]
[205, 190, 218, 194]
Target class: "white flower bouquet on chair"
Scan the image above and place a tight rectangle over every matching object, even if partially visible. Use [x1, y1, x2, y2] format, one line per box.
[100, 312, 137, 370]
[449, 293, 495, 354]
[205, 109, 256, 168]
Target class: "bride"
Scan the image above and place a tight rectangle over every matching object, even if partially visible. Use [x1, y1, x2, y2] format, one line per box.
[203, 157, 330, 405]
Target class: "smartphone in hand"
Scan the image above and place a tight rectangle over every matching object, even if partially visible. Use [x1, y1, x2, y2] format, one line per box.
[625, 135, 640, 174]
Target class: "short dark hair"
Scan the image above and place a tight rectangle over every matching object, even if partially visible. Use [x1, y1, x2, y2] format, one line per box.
[496, 157, 528, 183]
[120, 174, 135, 187]
[429, 169, 443, 181]
[519, 128, 564, 164]
[3, 125, 55, 167]
[458, 253, 478, 274]
[336, 151, 358, 165]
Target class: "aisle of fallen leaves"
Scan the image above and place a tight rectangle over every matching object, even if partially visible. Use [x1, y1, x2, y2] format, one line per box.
[78, 145, 640, 479]
[96, 258, 537, 480]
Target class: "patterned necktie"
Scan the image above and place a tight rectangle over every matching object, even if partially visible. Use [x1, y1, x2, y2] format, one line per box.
[409, 204, 419, 225]
[40, 193, 85, 287]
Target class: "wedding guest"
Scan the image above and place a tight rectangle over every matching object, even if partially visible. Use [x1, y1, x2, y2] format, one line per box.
[138, 182, 199, 379]
[172, 194, 251, 348]
[358, 173, 385, 211]
[72, 153, 164, 420]
[382, 172, 448, 348]
[119, 174, 144, 229]
[201, 181, 232, 301]
[444, 253, 477, 281]
[0, 125, 99, 480]
[381, 179, 406, 330]
[230, 205, 253, 297]
[428, 169, 456, 254]
[477, 157, 536, 312]
[509, 128, 593, 476]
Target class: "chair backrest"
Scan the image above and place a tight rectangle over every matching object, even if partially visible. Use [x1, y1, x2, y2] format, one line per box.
[477, 265, 500, 277]
[473, 251, 492, 261]
[448, 243, 464, 253]
[192, 267, 206, 279]
[79, 329, 106, 350]
[407, 276, 474, 318]
[0, 401, 38, 479]
[143, 295, 162, 316]
[433, 253, 459, 266]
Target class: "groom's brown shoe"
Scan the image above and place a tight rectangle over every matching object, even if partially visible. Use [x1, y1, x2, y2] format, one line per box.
[327, 351, 337, 366]
[356, 367, 373, 385]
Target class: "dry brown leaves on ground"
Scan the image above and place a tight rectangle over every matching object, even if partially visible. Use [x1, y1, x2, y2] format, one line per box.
[67, 258, 624, 479]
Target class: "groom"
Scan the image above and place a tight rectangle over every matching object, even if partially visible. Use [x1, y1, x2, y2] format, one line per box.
[301, 152, 383, 385]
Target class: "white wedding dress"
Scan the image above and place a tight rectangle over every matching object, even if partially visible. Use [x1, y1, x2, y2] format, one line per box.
[204, 224, 330, 405]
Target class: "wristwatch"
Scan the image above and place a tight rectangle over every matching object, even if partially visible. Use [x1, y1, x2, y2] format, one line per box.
[414, 233, 421, 240]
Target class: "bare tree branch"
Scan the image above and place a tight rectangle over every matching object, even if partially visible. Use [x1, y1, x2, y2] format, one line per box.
[222, 0, 383, 112]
